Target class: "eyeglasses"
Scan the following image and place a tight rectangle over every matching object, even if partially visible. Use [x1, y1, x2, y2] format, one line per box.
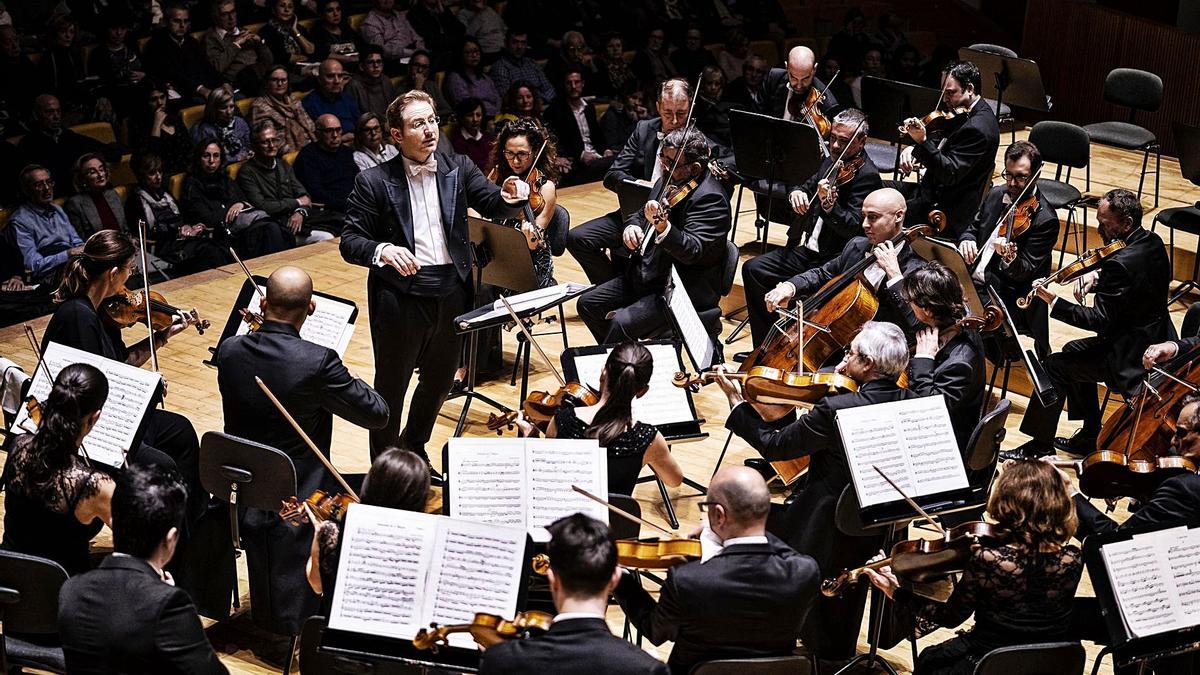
[259, 137, 281, 146]
[269, 76, 289, 84]
[697, 501, 723, 513]
[1001, 171, 1031, 182]
[502, 150, 531, 160]
[31, 179, 54, 189]
[407, 115, 440, 131]
[411, 62, 430, 71]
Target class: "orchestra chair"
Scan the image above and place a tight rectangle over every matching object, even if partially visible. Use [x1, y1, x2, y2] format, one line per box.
[965, 398, 1011, 473]
[1028, 121, 1091, 268]
[1151, 121, 1200, 304]
[689, 655, 810, 674]
[967, 43, 1017, 144]
[972, 641, 1085, 675]
[0, 550, 68, 673]
[1082, 67, 1163, 207]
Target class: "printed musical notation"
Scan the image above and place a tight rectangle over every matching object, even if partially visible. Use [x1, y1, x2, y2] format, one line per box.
[235, 285, 356, 356]
[1102, 526, 1200, 639]
[573, 343, 694, 426]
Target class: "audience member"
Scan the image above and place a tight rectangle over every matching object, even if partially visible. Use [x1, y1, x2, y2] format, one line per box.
[346, 45, 396, 119]
[496, 81, 545, 130]
[36, 16, 91, 109]
[448, 98, 494, 173]
[238, 120, 337, 243]
[64, 154, 128, 239]
[9, 165, 84, 284]
[310, 0, 366, 63]
[87, 8, 146, 119]
[294, 113, 359, 213]
[407, 49, 453, 117]
[252, 66, 317, 154]
[695, 65, 733, 146]
[632, 27, 677, 94]
[18, 95, 117, 196]
[130, 84, 196, 175]
[359, 0, 424, 71]
[407, 0, 467, 68]
[258, 0, 317, 72]
[0, 26, 39, 129]
[192, 87, 253, 163]
[352, 112, 398, 171]
[716, 29, 749, 82]
[827, 7, 870, 66]
[889, 44, 922, 85]
[58, 465, 228, 674]
[443, 37, 502, 116]
[144, 4, 222, 104]
[181, 141, 293, 258]
[204, 0, 273, 93]
[671, 26, 717, 82]
[722, 53, 767, 112]
[593, 33, 636, 99]
[818, 53, 856, 110]
[457, 0, 506, 63]
[0, 221, 54, 324]
[546, 31, 599, 99]
[599, 85, 649, 153]
[302, 59, 360, 140]
[545, 68, 611, 186]
[126, 153, 230, 275]
[488, 29, 556, 105]
[873, 11, 909, 56]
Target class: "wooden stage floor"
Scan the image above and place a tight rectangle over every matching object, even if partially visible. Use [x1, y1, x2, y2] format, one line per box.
[2, 130, 1197, 673]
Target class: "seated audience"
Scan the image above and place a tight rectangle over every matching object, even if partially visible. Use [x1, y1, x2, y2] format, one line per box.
[9, 165, 83, 285]
[444, 37, 502, 117]
[346, 45, 396, 120]
[238, 120, 338, 243]
[311, 0, 366, 63]
[143, 4, 222, 105]
[0, 27, 39, 137]
[546, 31, 600, 99]
[360, 0, 423, 71]
[716, 30, 749, 82]
[407, 0, 466, 68]
[182, 142, 293, 258]
[251, 66, 317, 154]
[448, 97, 494, 174]
[258, 0, 317, 71]
[294, 113, 359, 213]
[126, 153, 231, 276]
[191, 87, 253, 163]
[488, 29, 556, 104]
[64, 154, 128, 239]
[204, 0, 274, 93]
[599, 85, 649, 153]
[352, 112, 399, 171]
[58, 465, 228, 674]
[722, 54, 767, 112]
[302, 59, 360, 140]
[457, 0, 506, 63]
[495, 81, 545, 131]
[130, 83, 195, 175]
[407, 49, 453, 118]
[35, 16, 91, 110]
[671, 26, 717, 82]
[18, 95, 117, 196]
[632, 27, 678, 95]
[544, 68, 612, 186]
[87, 9, 146, 119]
[593, 33, 636, 100]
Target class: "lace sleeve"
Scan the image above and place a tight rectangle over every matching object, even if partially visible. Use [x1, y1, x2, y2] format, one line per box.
[902, 547, 991, 634]
[318, 520, 342, 579]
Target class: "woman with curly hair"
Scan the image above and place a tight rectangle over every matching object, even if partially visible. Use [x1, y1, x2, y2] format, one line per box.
[487, 116, 560, 288]
[493, 81, 544, 133]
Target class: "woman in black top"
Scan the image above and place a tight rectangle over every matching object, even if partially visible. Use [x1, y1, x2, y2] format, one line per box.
[2, 363, 115, 575]
[517, 341, 682, 496]
[309, 0, 366, 64]
[865, 460, 1084, 675]
[130, 84, 195, 175]
[180, 142, 293, 259]
[125, 152, 230, 276]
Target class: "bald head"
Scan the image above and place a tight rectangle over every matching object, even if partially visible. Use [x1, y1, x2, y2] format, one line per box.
[709, 466, 771, 528]
[786, 46, 816, 95]
[263, 266, 314, 324]
[861, 187, 907, 244]
[319, 59, 347, 95]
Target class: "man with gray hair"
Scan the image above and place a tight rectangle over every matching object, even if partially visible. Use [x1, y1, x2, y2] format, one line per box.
[717, 320, 918, 661]
[613, 465, 819, 673]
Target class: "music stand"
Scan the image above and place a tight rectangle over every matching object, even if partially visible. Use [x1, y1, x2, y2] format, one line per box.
[730, 109, 823, 252]
[908, 236, 987, 317]
[617, 178, 653, 222]
[958, 48, 1052, 120]
[861, 76, 944, 150]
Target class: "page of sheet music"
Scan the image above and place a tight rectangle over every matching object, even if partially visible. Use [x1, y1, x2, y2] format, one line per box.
[463, 282, 591, 326]
[327, 504, 439, 639]
[234, 285, 356, 356]
[426, 517, 527, 649]
[837, 396, 969, 508]
[1102, 531, 1184, 638]
[9, 342, 160, 468]
[446, 438, 528, 528]
[527, 439, 608, 528]
[668, 267, 715, 371]
[572, 343, 694, 426]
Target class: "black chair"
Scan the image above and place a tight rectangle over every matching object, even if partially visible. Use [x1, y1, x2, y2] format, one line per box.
[298, 616, 420, 674]
[0, 550, 68, 674]
[1028, 121, 1091, 267]
[690, 655, 809, 674]
[972, 641, 1085, 675]
[1152, 121, 1200, 304]
[608, 492, 642, 540]
[1082, 67, 1163, 207]
[699, 239, 741, 341]
[968, 43, 1017, 143]
[965, 398, 1011, 472]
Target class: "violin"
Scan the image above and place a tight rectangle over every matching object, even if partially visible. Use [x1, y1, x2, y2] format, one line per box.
[821, 521, 1008, 597]
[531, 537, 703, 575]
[413, 611, 553, 652]
[279, 489, 358, 525]
[647, 175, 701, 229]
[953, 305, 1005, 333]
[1051, 454, 1197, 500]
[239, 308, 264, 331]
[898, 106, 971, 138]
[1001, 193, 1039, 242]
[801, 84, 832, 138]
[102, 286, 210, 334]
[486, 381, 601, 434]
[1016, 239, 1127, 309]
[673, 368, 858, 405]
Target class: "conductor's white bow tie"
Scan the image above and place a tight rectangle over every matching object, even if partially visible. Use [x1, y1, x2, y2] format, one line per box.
[407, 157, 438, 176]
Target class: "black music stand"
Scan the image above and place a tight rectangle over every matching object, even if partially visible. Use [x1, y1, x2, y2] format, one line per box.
[909, 236, 987, 316]
[617, 178, 653, 222]
[729, 109, 823, 251]
[958, 48, 1052, 142]
[860, 76, 945, 177]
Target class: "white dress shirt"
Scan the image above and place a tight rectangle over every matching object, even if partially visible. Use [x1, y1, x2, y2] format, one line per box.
[402, 155, 452, 265]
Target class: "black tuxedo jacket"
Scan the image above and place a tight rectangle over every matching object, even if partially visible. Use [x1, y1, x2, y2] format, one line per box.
[603, 118, 728, 195]
[479, 617, 669, 675]
[786, 236, 924, 337]
[762, 70, 837, 119]
[786, 154, 882, 257]
[1074, 472, 1200, 540]
[544, 99, 606, 161]
[1178, 335, 1200, 353]
[339, 150, 524, 294]
[959, 185, 1059, 295]
[1049, 227, 1175, 393]
[909, 331, 986, 450]
[58, 555, 227, 674]
[911, 99, 1000, 237]
[614, 534, 819, 674]
[628, 171, 732, 309]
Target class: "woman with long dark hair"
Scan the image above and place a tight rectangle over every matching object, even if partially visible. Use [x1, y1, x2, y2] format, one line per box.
[130, 83, 195, 175]
[487, 117, 560, 288]
[517, 341, 682, 495]
[443, 37, 501, 117]
[126, 152, 231, 276]
[180, 141, 293, 258]
[2, 363, 115, 575]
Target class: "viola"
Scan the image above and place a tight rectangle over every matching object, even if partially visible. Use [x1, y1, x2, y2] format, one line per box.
[647, 175, 702, 229]
[953, 305, 1005, 333]
[1051, 454, 1197, 500]
[673, 368, 858, 405]
[486, 381, 601, 434]
[821, 521, 1007, 597]
[1017, 239, 1127, 309]
[531, 537, 702, 576]
[413, 611, 554, 652]
[102, 286, 210, 335]
[279, 489, 358, 525]
[526, 166, 546, 217]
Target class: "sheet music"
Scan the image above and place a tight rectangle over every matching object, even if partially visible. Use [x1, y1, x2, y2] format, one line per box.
[234, 284, 356, 356]
[461, 282, 592, 326]
[527, 439, 608, 528]
[446, 438, 527, 528]
[9, 342, 161, 468]
[427, 518, 526, 649]
[837, 396, 969, 508]
[668, 266, 715, 371]
[572, 343, 694, 426]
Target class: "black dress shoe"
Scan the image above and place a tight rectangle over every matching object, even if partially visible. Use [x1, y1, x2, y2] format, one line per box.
[744, 457, 774, 480]
[732, 351, 749, 363]
[1053, 431, 1097, 458]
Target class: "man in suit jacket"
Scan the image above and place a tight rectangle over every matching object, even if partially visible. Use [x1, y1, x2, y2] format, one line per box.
[216, 266, 389, 634]
[761, 46, 838, 122]
[742, 108, 882, 349]
[1032, 188, 1175, 456]
[718, 321, 919, 659]
[341, 90, 528, 460]
[762, 187, 925, 351]
[576, 128, 731, 343]
[479, 514, 668, 675]
[543, 68, 614, 186]
[613, 466, 819, 674]
[958, 140, 1059, 358]
[898, 61, 1000, 238]
[59, 466, 228, 675]
[203, 0, 272, 92]
[722, 55, 769, 113]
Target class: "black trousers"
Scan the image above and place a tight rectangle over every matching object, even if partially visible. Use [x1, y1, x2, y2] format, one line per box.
[1042, 336, 1114, 437]
[566, 210, 626, 285]
[977, 277, 1051, 359]
[134, 408, 205, 524]
[741, 244, 825, 347]
[576, 276, 669, 344]
[367, 276, 468, 459]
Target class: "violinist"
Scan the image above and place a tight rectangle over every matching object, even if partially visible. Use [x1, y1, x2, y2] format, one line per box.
[1030, 188, 1174, 457]
[741, 108, 882, 349]
[488, 117, 560, 288]
[716, 321, 919, 660]
[897, 61, 1000, 238]
[864, 460, 1082, 675]
[611, 466, 819, 674]
[478, 514, 669, 675]
[215, 265, 388, 635]
[515, 341, 682, 496]
[763, 46, 837, 128]
[957, 141, 1058, 357]
[577, 127, 731, 343]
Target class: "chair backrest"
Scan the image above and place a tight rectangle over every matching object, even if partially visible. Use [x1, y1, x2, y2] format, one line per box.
[168, 173, 186, 201]
[972, 641, 1085, 675]
[180, 105, 205, 130]
[1172, 121, 1200, 186]
[199, 431, 297, 510]
[0, 360, 30, 429]
[965, 398, 1010, 471]
[690, 655, 808, 675]
[834, 484, 888, 537]
[547, 204, 570, 257]
[1103, 68, 1163, 114]
[71, 122, 116, 146]
[608, 493, 641, 540]
[968, 43, 1017, 58]
[1028, 121, 1090, 171]
[0, 550, 68, 635]
[720, 240, 739, 297]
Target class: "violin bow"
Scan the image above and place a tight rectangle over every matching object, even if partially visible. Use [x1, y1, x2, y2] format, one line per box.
[811, 118, 866, 201]
[135, 220, 160, 375]
[22, 323, 94, 465]
[255, 375, 360, 501]
[806, 70, 839, 117]
[640, 74, 704, 256]
[525, 139, 549, 183]
[871, 465, 947, 536]
[498, 296, 566, 388]
[229, 247, 259, 291]
[571, 485, 675, 537]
